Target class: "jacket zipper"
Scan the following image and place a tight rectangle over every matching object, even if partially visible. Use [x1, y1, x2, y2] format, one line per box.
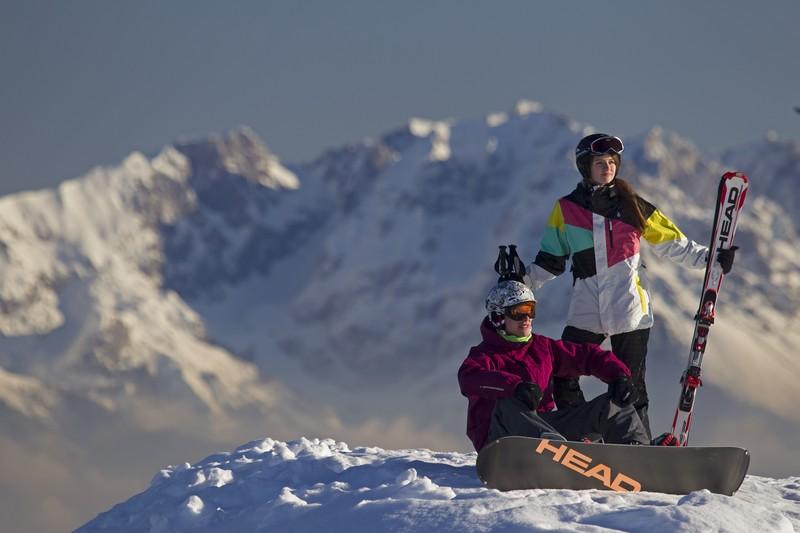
[608, 219, 614, 248]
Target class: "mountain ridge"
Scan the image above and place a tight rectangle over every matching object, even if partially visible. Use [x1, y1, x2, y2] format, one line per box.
[0, 100, 798, 533]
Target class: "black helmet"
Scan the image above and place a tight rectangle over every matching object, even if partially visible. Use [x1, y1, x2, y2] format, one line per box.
[575, 133, 624, 180]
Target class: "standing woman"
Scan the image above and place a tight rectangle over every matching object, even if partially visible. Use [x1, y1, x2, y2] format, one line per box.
[524, 133, 736, 439]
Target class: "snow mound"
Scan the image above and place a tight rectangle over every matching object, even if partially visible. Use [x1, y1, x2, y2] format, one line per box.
[77, 437, 799, 533]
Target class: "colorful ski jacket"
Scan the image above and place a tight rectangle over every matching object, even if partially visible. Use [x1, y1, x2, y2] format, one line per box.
[526, 181, 708, 335]
[458, 318, 631, 451]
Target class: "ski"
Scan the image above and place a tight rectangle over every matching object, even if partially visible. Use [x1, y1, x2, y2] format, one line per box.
[669, 172, 749, 446]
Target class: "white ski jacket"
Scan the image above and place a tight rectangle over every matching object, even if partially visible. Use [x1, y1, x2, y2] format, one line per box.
[526, 182, 708, 335]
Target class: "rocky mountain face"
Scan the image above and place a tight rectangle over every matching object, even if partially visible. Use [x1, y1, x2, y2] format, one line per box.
[1, 102, 798, 532]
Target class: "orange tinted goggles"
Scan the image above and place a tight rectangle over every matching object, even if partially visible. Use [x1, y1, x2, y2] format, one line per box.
[504, 302, 536, 321]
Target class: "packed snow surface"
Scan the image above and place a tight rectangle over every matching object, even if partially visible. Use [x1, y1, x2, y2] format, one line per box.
[78, 437, 800, 532]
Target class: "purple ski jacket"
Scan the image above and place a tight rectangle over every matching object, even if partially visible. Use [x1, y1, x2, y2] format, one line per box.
[458, 317, 631, 451]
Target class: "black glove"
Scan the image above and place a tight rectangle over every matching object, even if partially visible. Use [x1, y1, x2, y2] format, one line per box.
[553, 377, 586, 409]
[716, 246, 738, 275]
[607, 376, 638, 407]
[513, 381, 543, 411]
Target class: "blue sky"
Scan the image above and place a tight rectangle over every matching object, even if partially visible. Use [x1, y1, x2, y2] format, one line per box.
[1, 1, 798, 195]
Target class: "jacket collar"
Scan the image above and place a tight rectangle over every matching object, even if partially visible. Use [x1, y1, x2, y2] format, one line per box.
[579, 178, 618, 197]
[479, 317, 534, 350]
[570, 179, 620, 217]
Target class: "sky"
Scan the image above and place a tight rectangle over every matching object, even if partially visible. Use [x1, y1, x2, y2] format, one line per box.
[1, 1, 799, 196]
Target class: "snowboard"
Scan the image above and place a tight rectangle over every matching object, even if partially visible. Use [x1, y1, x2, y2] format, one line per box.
[476, 436, 749, 495]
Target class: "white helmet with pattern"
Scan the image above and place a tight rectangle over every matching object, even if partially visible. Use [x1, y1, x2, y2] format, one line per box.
[485, 280, 536, 327]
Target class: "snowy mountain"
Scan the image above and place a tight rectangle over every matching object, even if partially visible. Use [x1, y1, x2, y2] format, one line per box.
[77, 437, 800, 532]
[1, 101, 798, 533]
[721, 133, 800, 231]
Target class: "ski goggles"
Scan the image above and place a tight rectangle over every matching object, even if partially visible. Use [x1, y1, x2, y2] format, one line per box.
[583, 135, 624, 156]
[504, 302, 536, 321]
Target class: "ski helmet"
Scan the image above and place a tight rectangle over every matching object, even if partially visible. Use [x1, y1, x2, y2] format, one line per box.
[575, 133, 624, 181]
[485, 280, 536, 328]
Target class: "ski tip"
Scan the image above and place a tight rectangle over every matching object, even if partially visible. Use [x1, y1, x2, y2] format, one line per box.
[721, 171, 749, 183]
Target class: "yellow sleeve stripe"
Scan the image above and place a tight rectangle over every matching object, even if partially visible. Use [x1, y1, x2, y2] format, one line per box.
[546, 202, 565, 231]
[642, 209, 686, 245]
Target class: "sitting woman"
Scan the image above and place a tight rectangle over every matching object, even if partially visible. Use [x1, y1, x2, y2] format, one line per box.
[457, 277, 651, 451]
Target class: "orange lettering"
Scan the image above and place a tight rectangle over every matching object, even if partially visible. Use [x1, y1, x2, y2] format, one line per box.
[536, 439, 567, 462]
[562, 449, 591, 474]
[538, 441, 643, 493]
[610, 473, 642, 493]
[584, 463, 613, 487]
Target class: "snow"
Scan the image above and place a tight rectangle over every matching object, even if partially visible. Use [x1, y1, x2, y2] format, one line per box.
[206, 126, 300, 190]
[407, 117, 452, 161]
[486, 112, 508, 127]
[513, 99, 544, 115]
[1, 108, 799, 533]
[77, 436, 800, 532]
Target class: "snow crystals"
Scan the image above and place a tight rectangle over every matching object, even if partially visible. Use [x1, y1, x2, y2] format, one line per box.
[77, 437, 800, 533]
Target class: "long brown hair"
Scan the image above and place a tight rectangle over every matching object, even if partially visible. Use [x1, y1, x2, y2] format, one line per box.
[614, 177, 647, 232]
[582, 153, 648, 232]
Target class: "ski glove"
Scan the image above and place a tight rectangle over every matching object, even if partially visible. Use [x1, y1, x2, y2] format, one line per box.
[716, 246, 738, 274]
[608, 376, 638, 407]
[513, 381, 543, 411]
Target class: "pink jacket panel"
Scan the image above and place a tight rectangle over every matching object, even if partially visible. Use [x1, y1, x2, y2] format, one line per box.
[457, 318, 631, 451]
